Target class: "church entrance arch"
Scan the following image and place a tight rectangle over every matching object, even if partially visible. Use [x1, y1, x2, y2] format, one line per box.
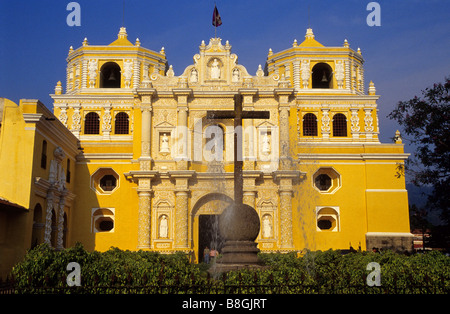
[191, 193, 233, 263]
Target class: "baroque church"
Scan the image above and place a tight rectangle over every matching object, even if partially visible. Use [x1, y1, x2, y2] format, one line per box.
[0, 27, 413, 276]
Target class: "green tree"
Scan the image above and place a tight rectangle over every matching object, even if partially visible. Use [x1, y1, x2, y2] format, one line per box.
[388, 77, 450, 231]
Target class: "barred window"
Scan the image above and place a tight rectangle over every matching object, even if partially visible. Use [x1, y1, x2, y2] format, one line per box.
[115, 112, 129, 134]
[303, 113, 318, 136]
[84, 112, 100, 134]
[333, 113, 347, 137]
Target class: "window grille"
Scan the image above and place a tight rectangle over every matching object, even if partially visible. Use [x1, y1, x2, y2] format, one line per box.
[303, 113, 318, 136]
[84, 112, 100, 134]
[115, 112, 129, 134]
[333, 113, 347, 137]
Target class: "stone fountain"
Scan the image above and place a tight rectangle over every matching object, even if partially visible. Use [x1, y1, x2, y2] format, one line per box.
[206, 94, 269, 272]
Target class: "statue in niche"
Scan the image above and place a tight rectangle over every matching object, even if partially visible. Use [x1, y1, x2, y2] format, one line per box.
[262, 215, 272, 238]
[160, 133, 170, 154]
[159, 215, 168, 238]
[232, 68, 240, 82]
[210, 58, 221, 79]
[262, 133, 270, 154]
[190, 68, 198, 83]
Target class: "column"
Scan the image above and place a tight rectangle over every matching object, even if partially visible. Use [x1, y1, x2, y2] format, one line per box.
[43, 189, 55, 245]
[242, 171, 261, 208]
[136, 88, 155, 170]
[56, 190, 67, 250]
[169, 170, 195, 249]
[173, 88, 192, 170]
[293, 59, 301, 91]
[137, 190, 152, 249]
[174, 190, 189, 248]
[279, 188, 294, 249]
[275, 88, 294, 170]
[133, 60, 140, 89]
[81, 59, 88, 89]
[273, 171, 304, 250]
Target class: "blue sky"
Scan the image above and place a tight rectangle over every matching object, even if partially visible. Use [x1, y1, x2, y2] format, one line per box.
[0, 0, 449, 149]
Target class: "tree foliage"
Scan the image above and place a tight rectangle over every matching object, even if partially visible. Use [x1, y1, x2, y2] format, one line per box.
[388, 76, 450, 224]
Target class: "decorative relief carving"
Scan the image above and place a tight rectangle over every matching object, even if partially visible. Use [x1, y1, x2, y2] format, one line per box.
[335, 60, 345, 89]
[58, 106, 68, 127]
[300, 60, 310, 88]
[102, 107, 112, 132]
[350, 109, 360, 132]
[123, 59, 133, 88]
[364, 108, 374, 132]
[71, 107, 81, 132]
[321, 108, 331, 132]
[88, 59, 98, 88]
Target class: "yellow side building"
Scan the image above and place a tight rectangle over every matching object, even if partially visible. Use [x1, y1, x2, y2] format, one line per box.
[0, 27, 413, 277]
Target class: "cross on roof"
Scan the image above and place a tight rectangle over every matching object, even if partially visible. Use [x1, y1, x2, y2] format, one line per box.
[206, 94, 270, 205]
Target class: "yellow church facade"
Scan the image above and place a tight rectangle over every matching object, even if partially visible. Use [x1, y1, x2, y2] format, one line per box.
[0, 27, 413, 275]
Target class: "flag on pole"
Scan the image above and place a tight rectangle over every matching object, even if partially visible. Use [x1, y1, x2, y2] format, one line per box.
[212, 5, 222, 27]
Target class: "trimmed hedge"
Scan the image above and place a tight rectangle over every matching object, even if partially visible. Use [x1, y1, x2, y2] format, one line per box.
[9, 243, 450, 294]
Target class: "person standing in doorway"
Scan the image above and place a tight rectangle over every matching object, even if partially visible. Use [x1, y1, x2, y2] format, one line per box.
[203, 246, 210, 264]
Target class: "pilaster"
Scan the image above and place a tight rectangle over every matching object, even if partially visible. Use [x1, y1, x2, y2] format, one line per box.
[275, 88, 294, 170]
[173, 88, 192, 170]
[135, 88, 156, 170]
[169, 170, 195, 249]
[273, 170, 305, 250]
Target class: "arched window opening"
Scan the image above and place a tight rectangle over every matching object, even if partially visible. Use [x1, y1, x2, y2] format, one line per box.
[100, 62, 121, 88]
[31, 204, 43, 248]
[312, 63, 333, 88]
[115, 112, 129, 134]
[62, 213, 68, 248]
[50, 209, 57, 247]
[41, 140, 47, 169]
[84, 112, 100, 134]
[333, 113, 347, 137]
[92, 208, 115, 233]
[303, 113, 318, 136]
[66, 159, 71, 183]
[317, 207, 340, 232]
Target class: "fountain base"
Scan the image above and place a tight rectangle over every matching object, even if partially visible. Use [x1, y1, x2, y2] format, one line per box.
[208, 240, 266, 274]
